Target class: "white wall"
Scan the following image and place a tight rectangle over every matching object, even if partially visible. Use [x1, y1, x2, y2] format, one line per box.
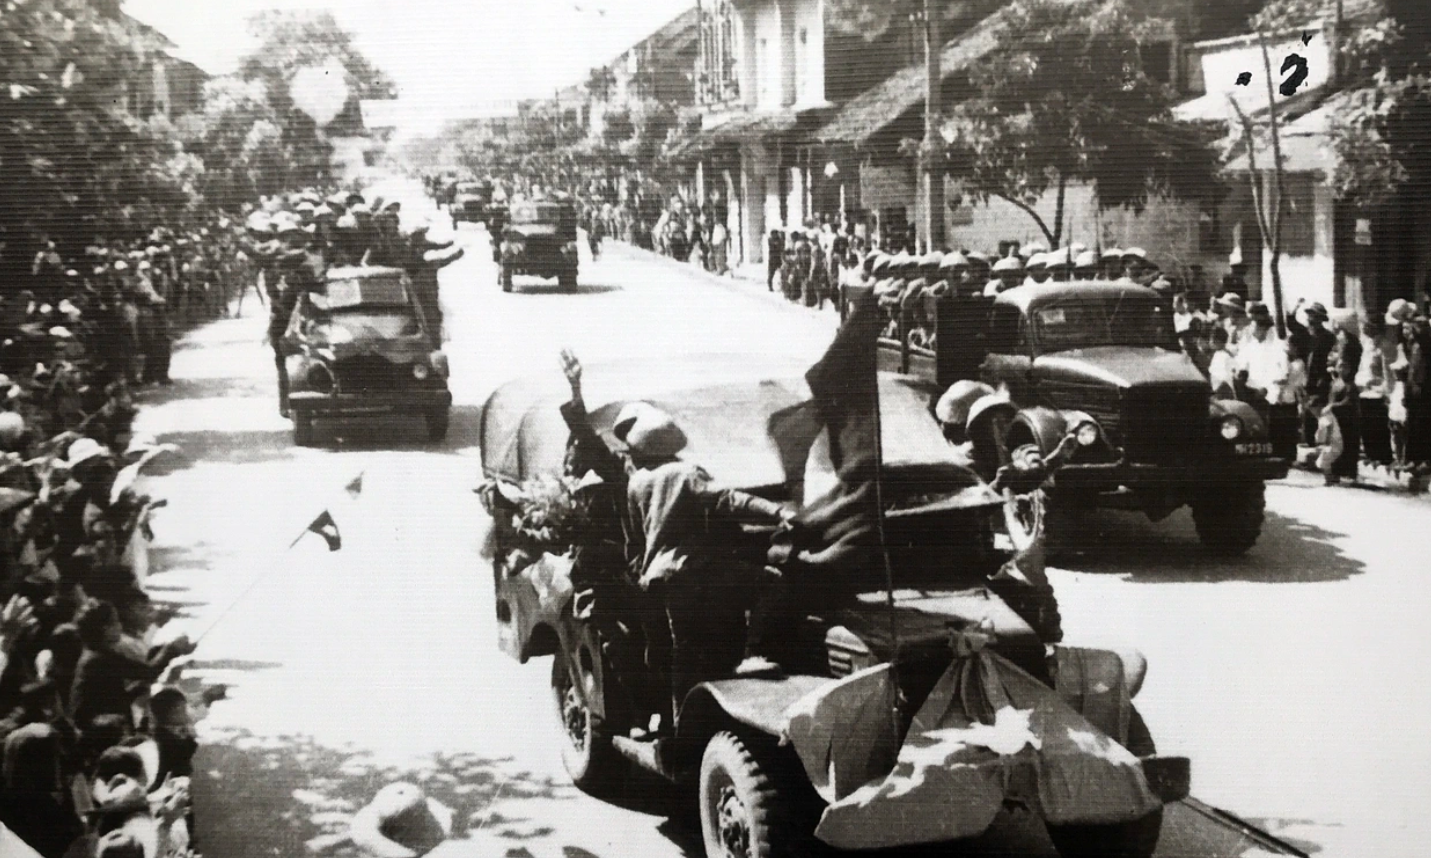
[793, 0, 825, 108]
[1193, 32, 1330, 119]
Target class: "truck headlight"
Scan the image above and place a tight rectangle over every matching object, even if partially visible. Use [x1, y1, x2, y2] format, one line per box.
[1219, 415, 1244, 441]
[412, 362, 431, 381]
[1075, 421, 1100, 447]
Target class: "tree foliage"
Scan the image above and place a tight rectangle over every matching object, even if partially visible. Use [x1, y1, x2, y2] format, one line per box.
[0, 0, 201, 268]
[936, 0, 1222, 245]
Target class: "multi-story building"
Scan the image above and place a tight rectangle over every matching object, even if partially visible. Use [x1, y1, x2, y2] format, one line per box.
[588, 8, 700, 142]
[674, 0, 919, 266]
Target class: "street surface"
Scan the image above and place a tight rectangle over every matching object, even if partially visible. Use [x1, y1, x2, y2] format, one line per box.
[130, 183, 1431, 858]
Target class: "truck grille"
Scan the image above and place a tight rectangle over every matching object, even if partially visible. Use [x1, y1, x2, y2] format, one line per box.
[334, 356, 409, 393]
[1039, 381, 1122, 444]
[1121, 384, 1210, 460]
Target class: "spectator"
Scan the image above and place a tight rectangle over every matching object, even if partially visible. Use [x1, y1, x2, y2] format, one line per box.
[0, 723, 83, 858]
[69, 601, 192, 731]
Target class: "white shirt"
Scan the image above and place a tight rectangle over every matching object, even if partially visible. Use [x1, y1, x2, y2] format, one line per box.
[1209, 349, 1237, 394]
[1236, 332, 1290, 402]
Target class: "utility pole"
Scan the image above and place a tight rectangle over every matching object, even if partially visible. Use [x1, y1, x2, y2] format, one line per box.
[920, 0, 944, 253]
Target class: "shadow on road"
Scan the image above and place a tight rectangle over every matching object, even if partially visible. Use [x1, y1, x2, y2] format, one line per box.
[1052, 508, 1364, 584]
[503, 282, 624, 296]
[147, 428, 296, 472]
[193, 727, 592, 858]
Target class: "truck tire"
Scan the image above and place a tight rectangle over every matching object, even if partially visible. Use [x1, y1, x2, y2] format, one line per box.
[425, 407, 449, 442]
[1190, 482, 1265, 556]
[1002, 487, 1046, 553]
[293, 411, 314, 447]
[551, 648, 626, 795]
[699, 731, 820, 858]
[559, 271, 578, 293]
[500, 266, 513, 293]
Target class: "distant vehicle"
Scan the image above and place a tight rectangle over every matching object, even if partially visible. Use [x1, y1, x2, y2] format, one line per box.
[850, 279, 1290, 554]
[283, 265, 452, 446]
[498, 199, 579, 293]
[450, 180, 492, 227]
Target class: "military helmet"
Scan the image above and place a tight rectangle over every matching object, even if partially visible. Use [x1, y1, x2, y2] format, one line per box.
[939, 251, 968, 270]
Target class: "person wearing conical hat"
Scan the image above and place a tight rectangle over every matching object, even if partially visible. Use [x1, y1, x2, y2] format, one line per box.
[986, 255, 1023, 296]
[1023, 253, 1051, 287]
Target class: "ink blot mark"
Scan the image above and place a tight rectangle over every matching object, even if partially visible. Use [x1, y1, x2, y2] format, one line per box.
[1279, 53, 1309, 96]
[1235, 71, 1252, 86]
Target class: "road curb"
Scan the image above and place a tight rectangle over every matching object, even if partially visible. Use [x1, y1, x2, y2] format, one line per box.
[606, 240, 840, 323]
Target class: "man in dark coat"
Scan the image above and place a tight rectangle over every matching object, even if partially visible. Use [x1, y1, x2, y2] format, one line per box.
[1289, 298, 1337, 446]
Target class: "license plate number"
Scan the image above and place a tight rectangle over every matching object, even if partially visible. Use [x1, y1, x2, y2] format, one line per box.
[1236, 442, 1272, 456]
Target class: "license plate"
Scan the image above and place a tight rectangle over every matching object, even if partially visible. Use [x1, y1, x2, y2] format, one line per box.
[1236, 442, 1272, 456]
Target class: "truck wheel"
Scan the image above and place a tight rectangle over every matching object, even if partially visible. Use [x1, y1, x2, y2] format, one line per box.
[551, 649, 626, 795]
[699, 731, 817, 858]
[1190, 482, 1265, 556]
[500, 267, 513, 293]
[293, 411, 314, 447]
[425, 408, 449, 442]
[559, 272, 578, 293]
[1048, 708, 1161, 858]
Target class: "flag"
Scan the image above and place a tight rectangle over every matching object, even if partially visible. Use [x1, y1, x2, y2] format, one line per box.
[304, 509, 342, 551]
[344, 471, 364, 499]
[770, 287, 882, 574]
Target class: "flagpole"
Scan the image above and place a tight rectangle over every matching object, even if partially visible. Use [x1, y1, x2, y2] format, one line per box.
[191, 470, 364, 646]
[868, 363, 902, 738]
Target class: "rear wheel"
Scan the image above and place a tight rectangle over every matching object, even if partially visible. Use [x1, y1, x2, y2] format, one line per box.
[1190, 482, 1265, 555]
[293, 411, 314, 447]
[1047, 709, 1161, 858]
[551, 646, 626, 795]
[559, 271, 578, 293]
[500, 266, 513, 293]
[425, 407, 449, 442]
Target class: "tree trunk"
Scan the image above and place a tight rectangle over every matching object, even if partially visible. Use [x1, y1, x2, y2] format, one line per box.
[921, 0, 944, 254]
[1052, 173, 1067, 248]
[1260, 34, 1289, 340]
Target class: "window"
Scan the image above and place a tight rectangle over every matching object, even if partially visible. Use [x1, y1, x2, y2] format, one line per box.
[796, 28, 808, 101]
[986, 305, 1024, 355]
[699, 1, 741, 105]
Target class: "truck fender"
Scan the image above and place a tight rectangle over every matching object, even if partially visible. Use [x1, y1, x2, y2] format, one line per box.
[1210, 398, 1268, 439]
[670, 675, 830, 775]
[1009, 406, 1069, 455]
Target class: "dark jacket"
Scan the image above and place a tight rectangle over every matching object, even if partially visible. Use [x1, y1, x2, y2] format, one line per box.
[69, 642, 181, 729]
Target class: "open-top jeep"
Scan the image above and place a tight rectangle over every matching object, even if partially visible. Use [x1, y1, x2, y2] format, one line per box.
[498, 198, 580, 293]
[283, 265, 452, 446]
[856, 279, 1290, 555]
[478, 354, 1193, 858]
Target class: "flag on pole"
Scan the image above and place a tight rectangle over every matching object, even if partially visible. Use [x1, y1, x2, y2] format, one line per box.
[302, 509, 342, 552]
[344, 472, 364, 499]
[771, 287, 883, 574]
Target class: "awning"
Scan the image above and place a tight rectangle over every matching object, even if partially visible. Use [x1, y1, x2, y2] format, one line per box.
[1223, 91, 1349, 175]
[811, 10, 1006, 147]
[665, 110, 803, 161]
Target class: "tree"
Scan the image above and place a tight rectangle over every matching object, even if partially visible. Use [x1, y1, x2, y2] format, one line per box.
[586, 67, 617, 102]
[936, 0, 1222, 248]
[1, 0, 204, 272]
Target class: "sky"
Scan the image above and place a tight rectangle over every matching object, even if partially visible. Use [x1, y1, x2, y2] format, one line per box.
[124, 0, 695, 135]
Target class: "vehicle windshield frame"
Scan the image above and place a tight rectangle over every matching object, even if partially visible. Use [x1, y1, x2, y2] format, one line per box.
[1029, 291, 1179, 353]
[314, 275, 411, 312]
[509, 202, 567, 226]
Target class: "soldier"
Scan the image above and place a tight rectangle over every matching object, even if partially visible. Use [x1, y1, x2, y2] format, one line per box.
[1046, 247, 1074, 282]
[986, 256, 1024, 296]
[1073, 249, 1101, 281]
[960, 251, 988, 291]
[936, 250, 967, 296]
[1023, 253, 1052, 287]
[1120, 247, 1157, 286]
[269, 218, 325, 418]
[1100, 247, 1126, 280]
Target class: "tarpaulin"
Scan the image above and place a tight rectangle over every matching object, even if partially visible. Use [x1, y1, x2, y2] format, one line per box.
[785, 643, 1161, 850]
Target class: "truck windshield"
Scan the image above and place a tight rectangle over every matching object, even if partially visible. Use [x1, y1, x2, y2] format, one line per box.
[510, 203, 565, 226]
[318, 274, 409, 310]
[1032, 292, 1177, 352]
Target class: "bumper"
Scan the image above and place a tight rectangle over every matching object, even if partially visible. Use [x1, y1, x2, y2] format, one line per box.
[289, 388, 452, 417]
[1052, 456, 1289, 491]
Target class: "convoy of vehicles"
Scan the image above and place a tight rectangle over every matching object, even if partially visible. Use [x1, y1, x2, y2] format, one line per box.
[283, 265, 452, 446]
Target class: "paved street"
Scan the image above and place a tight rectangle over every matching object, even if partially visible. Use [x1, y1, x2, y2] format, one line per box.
[127, 189, 1431, 858]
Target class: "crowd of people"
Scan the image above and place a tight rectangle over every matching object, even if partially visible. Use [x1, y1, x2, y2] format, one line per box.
[0, 213, 258, 855]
